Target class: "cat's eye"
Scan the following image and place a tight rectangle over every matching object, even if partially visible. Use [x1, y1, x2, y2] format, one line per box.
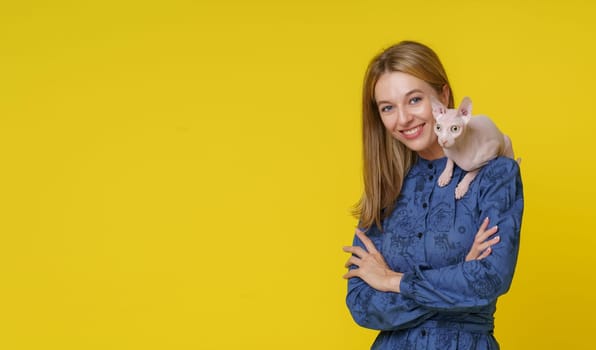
[435, 125, 442, 131]
[450, 125, 459, 132]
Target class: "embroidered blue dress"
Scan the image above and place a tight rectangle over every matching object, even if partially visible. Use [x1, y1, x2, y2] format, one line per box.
[346, 156, 524, 349]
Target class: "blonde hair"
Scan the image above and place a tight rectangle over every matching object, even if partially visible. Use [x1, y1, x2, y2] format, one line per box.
[353, 41, 454, 231]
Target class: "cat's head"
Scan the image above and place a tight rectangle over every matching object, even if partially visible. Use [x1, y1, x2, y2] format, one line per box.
[431, 96, 472, 148]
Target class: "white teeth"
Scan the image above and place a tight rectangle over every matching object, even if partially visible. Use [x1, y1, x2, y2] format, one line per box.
[403, 126, 421, 135]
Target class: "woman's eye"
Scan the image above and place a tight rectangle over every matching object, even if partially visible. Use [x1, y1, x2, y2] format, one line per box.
[380, 105, 393, 113]
[409, 97, 422, 104]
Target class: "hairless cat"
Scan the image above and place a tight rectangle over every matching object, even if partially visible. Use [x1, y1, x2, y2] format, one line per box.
[431, 96, 517, 199]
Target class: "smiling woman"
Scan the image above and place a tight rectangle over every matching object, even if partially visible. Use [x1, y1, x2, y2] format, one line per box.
[343, 41, 524, 349]
[375, 72, 449, 160]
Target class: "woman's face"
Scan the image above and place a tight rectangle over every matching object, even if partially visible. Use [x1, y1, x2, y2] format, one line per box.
[374, 71, 448, 160]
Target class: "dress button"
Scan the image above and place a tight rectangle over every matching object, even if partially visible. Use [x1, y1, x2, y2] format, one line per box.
[429, 175, 434, 181]
[428, 164, 433, 169]
[422, 203, 428, 208]
[421, 329, 427, 336]
[417, 232, 423, 239]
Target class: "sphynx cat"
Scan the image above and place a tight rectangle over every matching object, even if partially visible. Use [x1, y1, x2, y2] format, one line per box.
[431, 96, 516, 199]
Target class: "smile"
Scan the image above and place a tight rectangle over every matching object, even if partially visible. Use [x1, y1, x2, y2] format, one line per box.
[401, 124, 424, 139]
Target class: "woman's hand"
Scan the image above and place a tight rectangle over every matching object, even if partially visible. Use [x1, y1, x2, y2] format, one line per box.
[343, 229, 403, 293]
[465, 217, 500, 261]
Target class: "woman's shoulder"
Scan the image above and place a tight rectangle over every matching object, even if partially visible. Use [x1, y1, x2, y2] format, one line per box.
[484, 156, 520, 173]
[477, 156, 522, 188]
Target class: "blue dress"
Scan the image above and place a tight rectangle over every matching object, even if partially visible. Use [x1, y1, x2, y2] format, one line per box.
[346, 156, 524, 349]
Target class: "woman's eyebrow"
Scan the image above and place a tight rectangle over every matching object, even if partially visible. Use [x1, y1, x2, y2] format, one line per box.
[376, 89, 424, 105]
[405, 89, 424, 96]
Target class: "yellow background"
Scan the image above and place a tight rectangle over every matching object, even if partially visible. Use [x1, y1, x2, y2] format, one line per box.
[0, 0, 594, 349]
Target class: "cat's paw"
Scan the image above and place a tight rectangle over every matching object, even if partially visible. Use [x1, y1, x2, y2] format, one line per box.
[437, 174, 452, 187]
[455, 183, 470, 199]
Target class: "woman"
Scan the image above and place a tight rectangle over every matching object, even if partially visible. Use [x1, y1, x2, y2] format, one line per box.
[342, 41, 524, 349]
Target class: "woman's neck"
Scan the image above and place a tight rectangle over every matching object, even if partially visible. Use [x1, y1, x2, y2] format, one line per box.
[417, 143, 445, 161]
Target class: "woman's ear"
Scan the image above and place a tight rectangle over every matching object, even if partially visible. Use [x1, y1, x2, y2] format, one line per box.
[440, 84, 450, 106]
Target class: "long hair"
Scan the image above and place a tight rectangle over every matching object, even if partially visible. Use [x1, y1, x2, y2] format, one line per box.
[353, 41, 455, 231]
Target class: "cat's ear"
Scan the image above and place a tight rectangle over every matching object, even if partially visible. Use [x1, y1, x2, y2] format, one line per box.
[430, 95, 446, 119]
[458, 97, 473, 123]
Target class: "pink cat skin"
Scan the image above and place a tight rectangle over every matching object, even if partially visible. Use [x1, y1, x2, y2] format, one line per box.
[431, 96, 515, 199]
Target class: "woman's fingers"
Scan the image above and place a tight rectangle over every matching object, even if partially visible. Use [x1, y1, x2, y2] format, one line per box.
[479, 217, 490, 231]
[476, 225, 498, 242]
[475, 247, 492, 260]
[342, 245, 368, 258]
[342, 230, 376, 271]
[475, 218, 498, 242]
[344, 255, 362, 268]
[355, 229, 379, 254]
[343, 268, 359, 279]
[465, 218, 501, 261]
[476, 235, 500, 253]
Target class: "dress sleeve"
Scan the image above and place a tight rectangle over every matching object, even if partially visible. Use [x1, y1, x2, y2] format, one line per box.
[399, 157, 524, 311]
[346, 226, 437, 331]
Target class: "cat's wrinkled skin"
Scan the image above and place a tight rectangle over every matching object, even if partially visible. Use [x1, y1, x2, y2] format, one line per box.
[431, 96, 515, 199]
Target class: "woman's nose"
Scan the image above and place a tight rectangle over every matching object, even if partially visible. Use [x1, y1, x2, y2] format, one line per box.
[396, 108, 413, 125]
